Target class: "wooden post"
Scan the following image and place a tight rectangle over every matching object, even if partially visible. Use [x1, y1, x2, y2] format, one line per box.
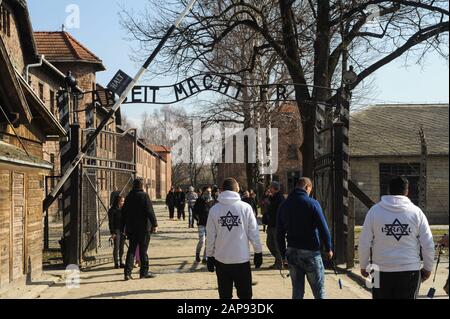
[418, 126, 427, 212]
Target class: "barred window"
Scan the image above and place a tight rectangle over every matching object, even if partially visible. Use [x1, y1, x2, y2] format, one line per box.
[379, 163, 420, 205]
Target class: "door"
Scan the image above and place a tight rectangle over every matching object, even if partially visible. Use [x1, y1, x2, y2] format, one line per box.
[12, 173, 25, 281]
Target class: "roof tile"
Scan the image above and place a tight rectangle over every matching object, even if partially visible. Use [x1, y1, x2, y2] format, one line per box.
[34, 31, 104, 68]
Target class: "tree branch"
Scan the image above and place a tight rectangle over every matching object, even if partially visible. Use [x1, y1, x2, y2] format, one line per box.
[350, 21, 449, 90]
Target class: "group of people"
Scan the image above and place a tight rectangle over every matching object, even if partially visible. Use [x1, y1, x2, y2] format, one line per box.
[108, 175, 446, 300]
[165, 186, 220, 228]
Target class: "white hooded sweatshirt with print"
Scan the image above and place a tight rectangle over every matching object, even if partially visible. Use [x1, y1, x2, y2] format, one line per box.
[359, 196, 435, 272]
[206, 191, 263, 264]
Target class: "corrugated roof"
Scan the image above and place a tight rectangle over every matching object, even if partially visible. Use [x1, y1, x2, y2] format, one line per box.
[34, 31, 105, 70]
[350, 104, 449, 157]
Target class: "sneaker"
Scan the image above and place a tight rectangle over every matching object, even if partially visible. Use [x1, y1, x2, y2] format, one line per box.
[140, 273, 157, 279]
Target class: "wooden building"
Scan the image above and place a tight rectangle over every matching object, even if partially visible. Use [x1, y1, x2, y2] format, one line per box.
[0, 0, 66, 289]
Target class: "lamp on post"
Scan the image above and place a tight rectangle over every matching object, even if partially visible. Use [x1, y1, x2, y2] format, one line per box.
[64, 71, 78, 124]
[342, 66, 357, 87]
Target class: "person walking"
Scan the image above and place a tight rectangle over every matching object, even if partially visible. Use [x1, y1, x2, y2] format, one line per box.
[193, 186, 214, 263]
[441, 234, 449, 295]
[212, 185, 220, 203]
[166, 187, 176, 220]
[277, 177, 333, 300]
[108, 195, 125, 269]
[266, 182, 284, 269]
[260, 188, 271, 233]
[175, 187, 186, 221]
[359, 176, 435, 299]
[242, 191, 258, 216]
[122, 179, 159, 281]
[186, 186, 198, 228]
[249, 190, 258, 215]
[206, 178, 263, 300]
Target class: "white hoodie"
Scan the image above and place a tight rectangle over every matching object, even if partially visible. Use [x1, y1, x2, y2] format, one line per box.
[359, 196, 435, 272]
[206, 191, 262, 264]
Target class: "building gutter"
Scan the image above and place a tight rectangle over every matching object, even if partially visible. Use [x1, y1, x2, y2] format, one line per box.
[25, 54, 44, 82]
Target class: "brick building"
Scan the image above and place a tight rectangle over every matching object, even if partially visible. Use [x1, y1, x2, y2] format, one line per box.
[350, 104, 449, 225]
[148, 144, 172, 199]
[217, 102, 303, 194]
[0, 0, 67, 290]
[115, 128, 172, 201]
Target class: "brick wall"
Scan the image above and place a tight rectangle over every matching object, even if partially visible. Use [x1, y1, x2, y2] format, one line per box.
[0, 1, 26, 73]
[51, 62, 97, 129]
[351, 155, 449, 225]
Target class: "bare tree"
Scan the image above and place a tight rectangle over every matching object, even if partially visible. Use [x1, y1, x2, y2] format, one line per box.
[121, 0, 449, 177]
[119, 114, 133, 130]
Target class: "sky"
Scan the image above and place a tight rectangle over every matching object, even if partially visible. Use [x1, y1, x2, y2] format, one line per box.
[28, 0, 449, 127]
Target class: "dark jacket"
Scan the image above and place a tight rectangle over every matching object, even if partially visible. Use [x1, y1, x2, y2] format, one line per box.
[193, 196, 214, 226]
[166, 191, 176, 207]
[175, 191, 186, 208]
[266, 191, 285, 227]
[122, 189, 158, 235]
[277, 189, 332, 258]
[242, 197, 258, 216]
[108, 207, 124, 234]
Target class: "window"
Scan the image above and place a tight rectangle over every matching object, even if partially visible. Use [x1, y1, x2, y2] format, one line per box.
[49, 90, 56, 115]
[1, 5, 11, 37]
[379, 163, 420, 205]
[287, 144, 299, 160]
[38, 83, 45, 102]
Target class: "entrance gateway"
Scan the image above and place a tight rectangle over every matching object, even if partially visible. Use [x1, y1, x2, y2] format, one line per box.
[46, 71, 362, 267]
[44, 0, 370, 267]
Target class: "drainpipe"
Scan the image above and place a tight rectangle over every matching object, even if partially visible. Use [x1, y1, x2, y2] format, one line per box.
[25, 55, 45, 82]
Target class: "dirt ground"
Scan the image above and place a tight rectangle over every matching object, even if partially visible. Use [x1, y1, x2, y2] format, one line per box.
[32, 203, 448, 299]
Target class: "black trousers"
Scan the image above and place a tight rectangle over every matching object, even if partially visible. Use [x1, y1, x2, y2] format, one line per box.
[112, 230, 125, 265]
[372, 271, 421, 299]
[125, 232, 151, 277]
[215, 261, 252, 299]
[177, 205, 186, 220]
[168, 205, 175, 219]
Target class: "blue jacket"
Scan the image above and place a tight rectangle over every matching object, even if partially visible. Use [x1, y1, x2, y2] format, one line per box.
[277, 189, 332, 258]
